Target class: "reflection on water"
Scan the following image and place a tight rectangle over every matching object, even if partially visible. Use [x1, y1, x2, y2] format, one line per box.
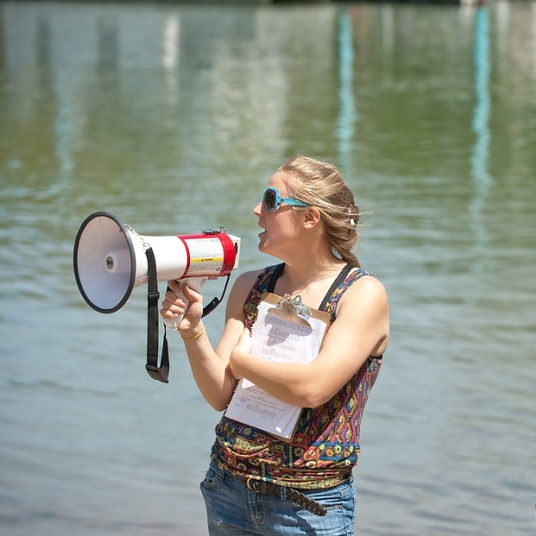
[470, 7, 492, 273]
[1, 2, 536, 536]
[336, 10, 358, 170]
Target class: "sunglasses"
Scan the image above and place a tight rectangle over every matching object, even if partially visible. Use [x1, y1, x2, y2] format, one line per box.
[262, 187, 310, 212]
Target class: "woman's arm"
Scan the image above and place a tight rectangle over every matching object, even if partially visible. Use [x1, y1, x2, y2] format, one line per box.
[229, 275, 389, 408]
[161, 270, 261, 411]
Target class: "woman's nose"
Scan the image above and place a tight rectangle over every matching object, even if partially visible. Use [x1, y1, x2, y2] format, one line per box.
[253, 201, 263, 216]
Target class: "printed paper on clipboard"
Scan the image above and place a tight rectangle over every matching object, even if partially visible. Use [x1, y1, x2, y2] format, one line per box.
[225, 293, 329, 440]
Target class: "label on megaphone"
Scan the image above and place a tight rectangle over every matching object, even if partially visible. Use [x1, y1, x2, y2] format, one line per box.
[177, 232, 238, 279]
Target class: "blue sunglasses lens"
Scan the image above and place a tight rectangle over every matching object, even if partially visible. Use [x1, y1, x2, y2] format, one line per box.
[263, 188, 278, 211]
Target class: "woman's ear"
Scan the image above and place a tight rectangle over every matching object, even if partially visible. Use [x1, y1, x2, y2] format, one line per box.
[303, 207, 322, 229]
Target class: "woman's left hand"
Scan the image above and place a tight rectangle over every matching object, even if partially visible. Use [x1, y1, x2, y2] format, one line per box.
[229, 327, 252, 380]
[236, 327, 253, 353]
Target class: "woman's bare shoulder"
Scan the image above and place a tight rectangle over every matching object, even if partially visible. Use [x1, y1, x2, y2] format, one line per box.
[338, 271, 389, 315]
[226, 267, 268, 312]
[232, 268, 266, 292]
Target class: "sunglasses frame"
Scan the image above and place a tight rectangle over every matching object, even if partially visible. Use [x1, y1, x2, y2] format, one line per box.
[262, 187, 310, 212]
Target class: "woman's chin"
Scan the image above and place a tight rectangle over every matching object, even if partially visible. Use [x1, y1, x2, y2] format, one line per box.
[257, 235, 269, 253]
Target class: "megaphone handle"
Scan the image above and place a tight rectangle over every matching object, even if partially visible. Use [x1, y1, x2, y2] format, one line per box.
[162, 277, 207, 331]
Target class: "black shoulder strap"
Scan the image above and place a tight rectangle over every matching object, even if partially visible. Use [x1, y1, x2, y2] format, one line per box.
[145, 246, 170, 383]
[318, 263, 354, 310]
[266, 263, 285, 293]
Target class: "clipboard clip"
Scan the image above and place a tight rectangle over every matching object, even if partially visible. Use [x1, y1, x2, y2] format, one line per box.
[267, 294, 312, 328]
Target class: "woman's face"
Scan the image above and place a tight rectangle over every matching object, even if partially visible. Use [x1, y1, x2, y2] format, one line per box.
[253, 171, 304, 258]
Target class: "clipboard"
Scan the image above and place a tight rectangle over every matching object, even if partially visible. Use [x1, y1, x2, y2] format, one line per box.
[225, 292, 329, 441]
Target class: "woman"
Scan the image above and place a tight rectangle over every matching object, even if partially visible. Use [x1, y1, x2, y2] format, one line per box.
[161, 155, 389, 535]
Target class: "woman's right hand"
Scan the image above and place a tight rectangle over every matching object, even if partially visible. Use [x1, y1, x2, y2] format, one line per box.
[160, 280, 204, 336]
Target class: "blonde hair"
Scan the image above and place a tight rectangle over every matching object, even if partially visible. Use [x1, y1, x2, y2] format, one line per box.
[278, 155, 360, 267]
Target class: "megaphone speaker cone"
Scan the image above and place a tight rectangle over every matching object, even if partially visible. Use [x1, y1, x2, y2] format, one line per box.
[73, 212, 136, 313]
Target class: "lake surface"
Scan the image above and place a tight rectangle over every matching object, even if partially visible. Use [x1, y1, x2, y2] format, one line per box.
[1, 1, 535, 535]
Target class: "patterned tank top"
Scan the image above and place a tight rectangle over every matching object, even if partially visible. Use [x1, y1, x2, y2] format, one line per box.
[210, 263, 383, 490]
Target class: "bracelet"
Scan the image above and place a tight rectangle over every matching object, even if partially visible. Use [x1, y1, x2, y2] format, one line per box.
[181, 327, 206, 341]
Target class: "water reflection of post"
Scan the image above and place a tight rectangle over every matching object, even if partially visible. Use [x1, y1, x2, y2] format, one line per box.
[53, 22, 74, 188]
[470, 7, 493, 273]
[162, 15, 180, 104]
[335, 9, 357, 170]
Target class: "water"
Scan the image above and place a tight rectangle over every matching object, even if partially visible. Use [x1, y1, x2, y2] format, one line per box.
[1, 1, 536, 535]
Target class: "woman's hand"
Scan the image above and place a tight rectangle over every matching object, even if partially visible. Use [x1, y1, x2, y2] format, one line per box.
[160, 280, 204, 336]
[228, 327, 252, 381]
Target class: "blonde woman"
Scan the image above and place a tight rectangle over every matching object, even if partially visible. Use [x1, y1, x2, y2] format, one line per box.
[161, 155, 389, 535]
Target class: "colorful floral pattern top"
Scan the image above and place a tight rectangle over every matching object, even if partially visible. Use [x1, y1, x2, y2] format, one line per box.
[210, 263, 383, 490]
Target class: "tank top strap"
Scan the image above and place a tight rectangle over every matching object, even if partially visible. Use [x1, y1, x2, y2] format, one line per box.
[265, 263, 285, 293]
[321, 265, 370, 321]
[317, 263, 354, 310]
[243, 264, 284, 330]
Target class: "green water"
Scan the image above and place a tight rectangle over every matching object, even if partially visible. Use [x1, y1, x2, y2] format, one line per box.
[1, 2, 535, 535]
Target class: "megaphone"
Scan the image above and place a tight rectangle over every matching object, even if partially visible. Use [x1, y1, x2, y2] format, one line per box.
[73, 211, 241, 328]
[73, 211, 241, 383]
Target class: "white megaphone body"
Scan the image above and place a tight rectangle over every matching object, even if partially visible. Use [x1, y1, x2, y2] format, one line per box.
[73, 212, 241, 330]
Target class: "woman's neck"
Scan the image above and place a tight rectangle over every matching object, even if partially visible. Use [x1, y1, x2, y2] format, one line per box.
[275, 256, 347, 299]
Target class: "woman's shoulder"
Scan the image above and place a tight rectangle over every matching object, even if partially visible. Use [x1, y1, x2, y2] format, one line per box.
[341, 269, 388, 309]
[233, 268, 265, 290]
[231, 264, 281, 296]
[226, 265, 282, 322]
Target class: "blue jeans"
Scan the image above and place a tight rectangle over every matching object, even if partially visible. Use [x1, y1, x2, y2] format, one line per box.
[200, 462, 356, 536]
